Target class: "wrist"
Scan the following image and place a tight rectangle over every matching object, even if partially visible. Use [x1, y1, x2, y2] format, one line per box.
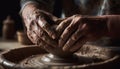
[82, 15, 108, 37]
[104, 15, 120, 39]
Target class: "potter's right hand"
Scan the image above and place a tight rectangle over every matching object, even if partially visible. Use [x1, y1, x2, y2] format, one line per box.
[56, 15, 108, 53]
[21, 3, 58, 48]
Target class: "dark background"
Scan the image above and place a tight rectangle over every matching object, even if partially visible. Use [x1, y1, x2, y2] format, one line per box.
[0, 0, 23, 37]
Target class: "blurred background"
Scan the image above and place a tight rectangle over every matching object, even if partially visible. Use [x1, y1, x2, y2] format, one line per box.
[0, 0, 23, 35]
[0, 0, 33, 51]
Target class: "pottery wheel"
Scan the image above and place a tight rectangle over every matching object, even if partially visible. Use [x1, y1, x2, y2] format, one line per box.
[19, 45, 112, 69]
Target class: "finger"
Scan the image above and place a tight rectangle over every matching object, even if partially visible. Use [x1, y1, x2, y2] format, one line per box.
[39, 10, 58, 23]
[55, 18, 67, 25]
[38, 16, 57, 39]
[37, 38, 55, 53]
[59, 16, 81, 47]
[44, 44, 55, 54]
[27, 30, 38, 44]
[34, 30, 57, 48]
[62, 36, 87, 52]
[37, 38, 46, 48]
[56, 16, 73, 36]
[63, 23, 87, 50]
[70, 36, 87, 52]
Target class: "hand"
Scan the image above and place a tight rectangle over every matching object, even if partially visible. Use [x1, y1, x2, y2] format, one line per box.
[22, 4, 59, 49]
[56, 15, 107, 52]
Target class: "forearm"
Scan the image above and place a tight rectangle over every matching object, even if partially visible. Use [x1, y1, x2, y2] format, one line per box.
[21, 0, 55, 18]
[105, 15, 120, 39]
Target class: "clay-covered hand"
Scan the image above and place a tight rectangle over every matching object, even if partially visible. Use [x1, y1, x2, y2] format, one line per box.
[22, 4, 59, 49]
[56, 15, 108, 52]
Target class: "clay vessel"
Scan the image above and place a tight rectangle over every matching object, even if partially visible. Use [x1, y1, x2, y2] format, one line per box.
[17, 31, 33, 45]
[2, 16, 15, 39]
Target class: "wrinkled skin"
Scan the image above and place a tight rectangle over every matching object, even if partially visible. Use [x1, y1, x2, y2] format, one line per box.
[22, 3, 59, 53]
[22, 4, 108, 57]
[22, 3, 73, 57]
[56, 15, 107, 52]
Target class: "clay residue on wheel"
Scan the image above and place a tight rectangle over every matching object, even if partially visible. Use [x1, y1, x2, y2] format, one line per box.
[2, 46, 47, 63]
[19, 45, 114, 68]
[76, 45, 114, 63]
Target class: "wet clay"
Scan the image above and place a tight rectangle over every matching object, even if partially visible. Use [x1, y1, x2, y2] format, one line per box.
[19, 45, 115, 69]
[0, 45, 119, 69]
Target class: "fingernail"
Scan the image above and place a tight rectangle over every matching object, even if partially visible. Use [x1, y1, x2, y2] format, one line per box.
[63, 45, 69, 51]
[63, 47, 69, 52]
[52, 35, 55, 39]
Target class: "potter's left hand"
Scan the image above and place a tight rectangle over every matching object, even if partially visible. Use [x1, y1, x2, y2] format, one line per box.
[56, 15, 108, 52]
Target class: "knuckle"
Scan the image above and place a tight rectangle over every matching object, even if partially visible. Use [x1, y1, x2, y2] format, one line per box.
[38, 19, 48, 28]
[71, 35, 77, 40]
[39, 22, 46, 29]
[39, 30, 45, 37]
